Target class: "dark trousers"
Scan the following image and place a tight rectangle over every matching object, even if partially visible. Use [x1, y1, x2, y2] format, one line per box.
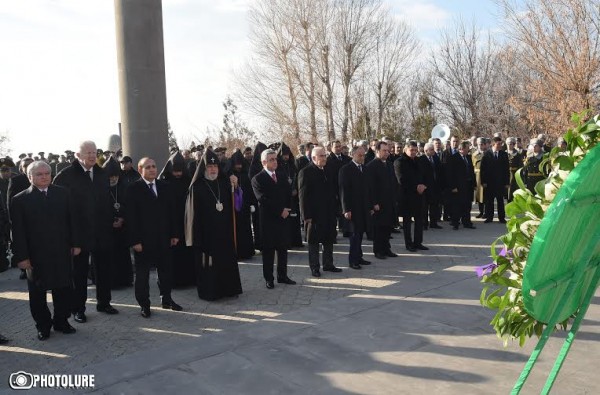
[373, 225, 392, 254]
[134, 249, 173, 308]
[251, 211, 262, 250]
[423, 200, 440, 227]
[403, 215, 423, 248]
[348, 232, 364, 265]
[308, 243, 334, 270]
[72, 250, 112, 313]
[262, 248, 288, 282]
[450, 191, 473, 226]
[478, 203, 485, 215]
[28, 281, 71, 330]
[484, 187, 506, 220]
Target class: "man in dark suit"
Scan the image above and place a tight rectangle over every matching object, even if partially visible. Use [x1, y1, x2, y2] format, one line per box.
[447, 141, 477, 230]
[54, 141, 117, 323]
[397, 141, 428, 252]
[7, 157, 33, 278]
[481, 136, 510, 223]
[419, 142, 443, 230]
[439, 135, 459, 222]
[126, 157, 182, 317]
[367, 141, 398, 259]
[299, 146, 342, 277]
[339, 146, 372, 269]
[119, 156, 141, 188]
[11, 161, 80, 340]
[251, 149, 296, 289]
[325, 140, 351, 235]
[294, 142, 313, 174]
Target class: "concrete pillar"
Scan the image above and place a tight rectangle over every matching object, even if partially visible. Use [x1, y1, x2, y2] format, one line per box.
[114, 0, 169, 168]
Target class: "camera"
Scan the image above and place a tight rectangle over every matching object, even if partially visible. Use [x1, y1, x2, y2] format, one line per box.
[9, 371, 34, 390]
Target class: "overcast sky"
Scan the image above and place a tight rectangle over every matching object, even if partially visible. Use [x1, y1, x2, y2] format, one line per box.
[0, 0, 499, 156]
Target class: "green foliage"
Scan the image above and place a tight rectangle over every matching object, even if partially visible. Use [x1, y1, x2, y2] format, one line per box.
[479, 111, 600, 346]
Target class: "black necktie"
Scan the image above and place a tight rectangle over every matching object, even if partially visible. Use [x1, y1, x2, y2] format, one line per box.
[358, 164, 362, 173]
[494, 152, 498, 160]
[463, 156, 468, 166]
[149, 183, 157, 197]
[429, 156, 434, 166]
[86, 170, 92, 180]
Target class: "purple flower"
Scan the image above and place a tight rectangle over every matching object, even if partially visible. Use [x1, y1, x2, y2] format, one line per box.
[474, 247, 512, 278]
[475, 262, 498, 278]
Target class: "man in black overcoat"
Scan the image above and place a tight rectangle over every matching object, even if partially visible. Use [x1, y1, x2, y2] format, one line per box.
[397, 141, 428, 252]
[54, 141, 117, 322]
[325, 140, 351, 237]
[480, 136, 510, 223]
[251, 149, 296, 289]
[366, 141, 398, 259]
[298, 146, 342, 277]
[11, 161, 80, 340]
[446, 141, 477, 230]
[126, 157, 183, 317]
[418, 142, 444, 230]
[339, 146, 372, 269]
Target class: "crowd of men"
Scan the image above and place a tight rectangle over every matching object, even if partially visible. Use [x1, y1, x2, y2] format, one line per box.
[0, 132, 558, 344]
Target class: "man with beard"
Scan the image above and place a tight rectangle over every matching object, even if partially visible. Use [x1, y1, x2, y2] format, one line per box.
[225, 149, 255, 259]
[252, 149, 296, 289]
[367, 141, 399, 259]
[11, 161, 80, 340]
[185, 151, 242, 301]
[277, 142, 303, 248]
[447, 141, 477, 230]
[126, 157, 182, 317]
[298, 146, 342, 277]
[102, 157, 133, 288]
[54, 141, 117, 322]
[159, 152, 195, 286]
[119, 156, 141, 188]
[243, 147, 253, 165]
[397, 141, 428, 252]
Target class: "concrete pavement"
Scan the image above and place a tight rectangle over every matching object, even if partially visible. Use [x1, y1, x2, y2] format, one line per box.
[1, 216, 598, 394]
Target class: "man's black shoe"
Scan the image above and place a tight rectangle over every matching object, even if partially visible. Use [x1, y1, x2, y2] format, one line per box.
[464, 224, 477, 229]
[476, 213, 484, 218]
[349, 263, 362, 269]
[73, 312, 87, 323]
[484, 218, 493, 223]
[385, 251, 398, 257]
[415, 245, 429, 251]
[277, 277, 297, 284]
[37, 329, 50, 341]
[453, 225, 459, 230]
[141, 307, 151, 318]
[0, 333, 8, 344]
[406, 245, 417, 252]
[266, 280, 275, 289]
[374, 253, 387, 260]
[97, 304, 119, 314]
[162, 300, 183, 311]
[359, 259, 371, 266]
[499, 219, 507, 224]
[53, 322, 76, 334]
[19, 270, 27, 280]
[311, 269, 321, 277]
[322, 266, 342, 273]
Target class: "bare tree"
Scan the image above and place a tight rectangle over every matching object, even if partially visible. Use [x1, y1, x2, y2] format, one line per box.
[428, 19, 499, 136]
[370, 15, 419, 135]
[333, 0, 383, 141]
[496, 0, 600, 138]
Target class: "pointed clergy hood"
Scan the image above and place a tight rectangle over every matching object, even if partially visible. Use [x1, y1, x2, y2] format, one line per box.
[102, 156, 121, 177]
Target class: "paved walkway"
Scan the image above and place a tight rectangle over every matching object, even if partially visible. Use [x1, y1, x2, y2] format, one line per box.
[1, 215, 598, 394]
